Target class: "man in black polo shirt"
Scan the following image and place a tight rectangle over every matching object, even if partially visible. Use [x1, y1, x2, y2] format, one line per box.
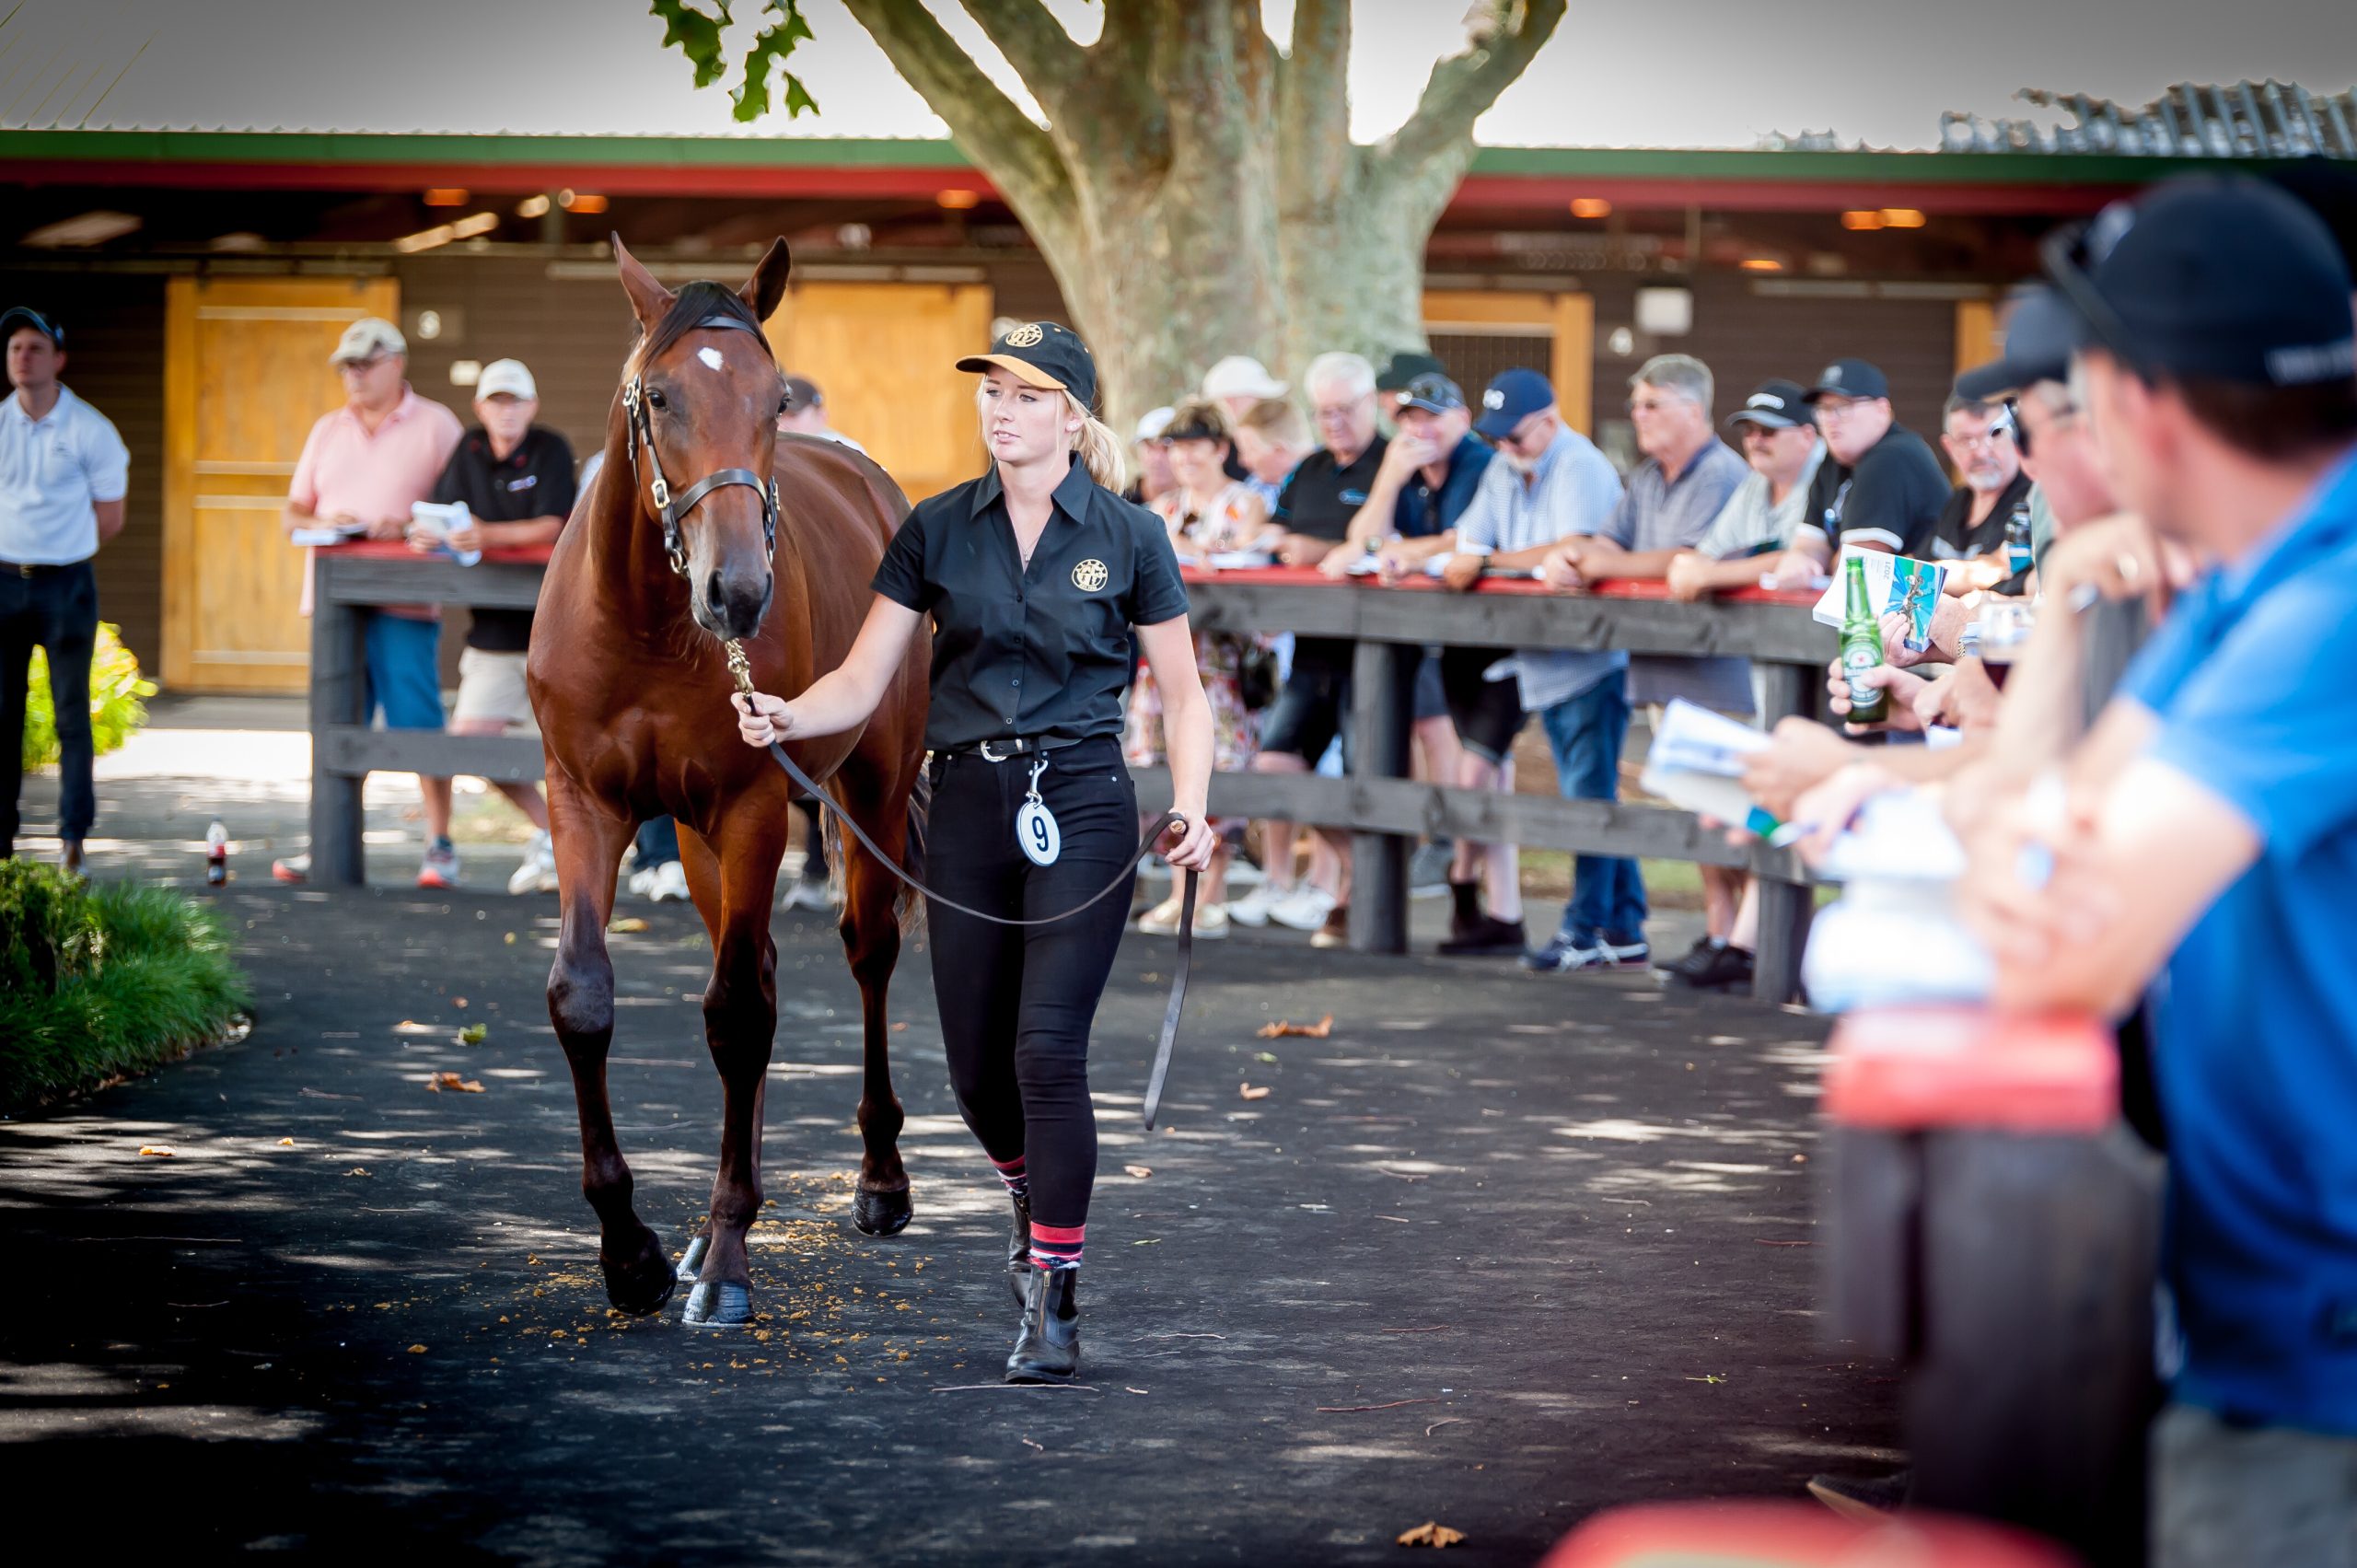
[1246, 350, 1387, 947]
[1793, 358, 1950, 560]
[1931, 391, 2035, 592]
[413, 357, 575, 893]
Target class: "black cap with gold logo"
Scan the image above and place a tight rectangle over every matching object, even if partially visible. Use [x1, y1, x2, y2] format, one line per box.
[957, 320, 1098, 413]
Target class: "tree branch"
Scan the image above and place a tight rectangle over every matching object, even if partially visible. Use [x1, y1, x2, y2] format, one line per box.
[1277, 0, 1352, 212]
[952, 0, 1091, 128]
[1381, 0, 1567, 175]
[837, 0, 1070, 212]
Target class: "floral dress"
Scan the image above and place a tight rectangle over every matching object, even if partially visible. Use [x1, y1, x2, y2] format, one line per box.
[1123, 482, 1270, 780]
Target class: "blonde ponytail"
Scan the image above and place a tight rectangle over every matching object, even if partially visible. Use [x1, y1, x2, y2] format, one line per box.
[1067, 394, 1129, 492]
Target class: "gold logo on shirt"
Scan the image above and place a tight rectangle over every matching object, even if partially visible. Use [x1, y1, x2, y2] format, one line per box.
[1005, 322, 1045, 348]
[1072, 558, 1109, 592]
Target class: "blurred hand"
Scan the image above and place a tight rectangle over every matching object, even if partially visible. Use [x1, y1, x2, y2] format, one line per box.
[1159, 809, 1219, 872]
[731, 691, 800, 748]
[1316, 546, 1357, 581]
[1956, 784, 2117, 969]
[1918, 658, 2003, 733]
[446, 520, 483, 555]
[1535, 541, 1587, 591]
[1665, 552, 1713, 602]
[1763, 548, 1826, 587]
[1276, 532, 1333, 567]
[1825, 657, 1926, 732]
[1376, 545, 1422, 585]
[1786, 762, 1900, 865]
[367, 516, 408, 542]
[2039, 513, 2165, 607]
[403, 522, 439, 554]
[1440, 552, 1485, 592]
[1741, 716, 1856, 821]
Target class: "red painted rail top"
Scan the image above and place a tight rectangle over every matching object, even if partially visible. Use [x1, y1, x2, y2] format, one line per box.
[319, 540, 556, 566]
[1541, 1500, 2076, 1567]
[1823, 1006, 2118, 1135]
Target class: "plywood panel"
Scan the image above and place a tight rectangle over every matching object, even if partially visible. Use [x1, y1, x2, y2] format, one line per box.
[1955, 298, 1999, 388]
[766, 282, 992, 502]
[163, 274, 399, 691]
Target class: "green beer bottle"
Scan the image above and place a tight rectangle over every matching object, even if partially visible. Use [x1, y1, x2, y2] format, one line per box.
[1840, 554, 1889, 726]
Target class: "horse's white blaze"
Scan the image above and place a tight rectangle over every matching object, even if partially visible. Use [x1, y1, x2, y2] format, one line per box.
[698, 346, 726, 371]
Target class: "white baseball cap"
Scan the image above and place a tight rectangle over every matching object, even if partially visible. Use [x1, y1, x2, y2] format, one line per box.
[476, 358, 538, 401]
[330, 316, 406, 365]
[1132, 405, 1176, 444]
[1200, 354, 1287, 402]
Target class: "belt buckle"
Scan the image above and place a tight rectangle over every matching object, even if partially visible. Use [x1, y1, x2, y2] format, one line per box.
[978, 738, 1010, 762]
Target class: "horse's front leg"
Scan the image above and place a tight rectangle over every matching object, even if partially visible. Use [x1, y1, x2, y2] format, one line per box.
[679, 815, 786, 1329]
[834, 765, 914, 1238]
[545, 779, 672, 1314]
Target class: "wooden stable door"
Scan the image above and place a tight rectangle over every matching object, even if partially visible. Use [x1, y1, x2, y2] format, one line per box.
[162, 275, 400, 691]
[763, 282, 992, 504]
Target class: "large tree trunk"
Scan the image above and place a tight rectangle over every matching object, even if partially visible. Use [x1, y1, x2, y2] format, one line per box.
[838, 0, 1564, 433]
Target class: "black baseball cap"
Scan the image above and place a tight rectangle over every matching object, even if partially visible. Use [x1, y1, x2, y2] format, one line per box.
[1397, 372, 1466, 415]
[1803, 358, 1890, 403]
[2042, 175, 2355, 389]
[783, 374, 824, 410]
[957, 319, 1098, 412]
[1, 307, 63, 347]
[1377, 350, 1448, 392]
[1725, 378, 1813, 431]
[1954, 285, 2084, 401]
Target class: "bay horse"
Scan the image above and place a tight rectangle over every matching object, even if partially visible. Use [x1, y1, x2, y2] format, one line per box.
[525, 238, 930, 1327]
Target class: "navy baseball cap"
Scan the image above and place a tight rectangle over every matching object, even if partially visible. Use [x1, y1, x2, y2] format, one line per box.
[1377, 350, 1448, 392]
[1397, 373, 1466, 416]
[1803, 358, 1890, 403]
[958, 319, 1098, 412]
[1473, 368, 1555, 438]
[2042, 175, 2355, 388]
[1954, 285, 2084, 401]
[1725, 378, 1813, 431]
[0, 307, 62, 347]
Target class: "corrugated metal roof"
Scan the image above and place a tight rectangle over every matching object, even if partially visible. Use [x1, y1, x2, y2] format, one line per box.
[1942, 80, 2357, 158]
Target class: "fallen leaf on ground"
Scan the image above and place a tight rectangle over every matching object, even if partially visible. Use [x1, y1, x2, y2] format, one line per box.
[457, 1024, 488, 1046]
[1256, 1012, 1332, 1039]
[1238, 1084, 1271, 1100]
[1398, 1522, 1465, 1548]
[406, 1344, 428, 1354]
[137, 1145, 174, 1157]
[426, 1072, 485, 1094]
[347, 1167, 370, 1177]
[503, 932, 517, 945]
[610, 916, 650, 934]
[452, 997, 468, 1009]
[1685, 1373, 1728, 1384]
[298, 1086, 358, 1100]
[276, 1137, 296, 1147]
[1123, 1165, 1153, 1179]
[1254, 1050, 1280, 1063]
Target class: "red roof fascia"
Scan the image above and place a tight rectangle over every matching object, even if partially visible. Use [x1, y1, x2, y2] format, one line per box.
[1451, 173, 2133, 216]
[0, 158, 998, 202]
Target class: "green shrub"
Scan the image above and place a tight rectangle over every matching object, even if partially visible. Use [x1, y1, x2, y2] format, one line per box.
[0, 864, 251, 1112]
[22, 621, 157, 771]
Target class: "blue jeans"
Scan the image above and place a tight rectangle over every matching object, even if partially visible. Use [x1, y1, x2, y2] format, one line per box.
[1537, 676, 1644, 941]
[362, 611, 446, 730]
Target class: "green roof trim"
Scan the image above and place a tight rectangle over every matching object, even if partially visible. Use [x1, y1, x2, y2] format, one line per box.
[0, 127, 2257, 186]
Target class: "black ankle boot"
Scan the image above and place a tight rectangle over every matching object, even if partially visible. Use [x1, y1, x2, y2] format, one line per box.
[1446, 879, 1481, 940]
[1005, 1192, 1033, 1308]
[1004, 1266, 1080, 1384]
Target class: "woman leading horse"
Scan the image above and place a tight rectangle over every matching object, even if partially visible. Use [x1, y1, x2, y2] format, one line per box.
[734, 322, 1217, 1383]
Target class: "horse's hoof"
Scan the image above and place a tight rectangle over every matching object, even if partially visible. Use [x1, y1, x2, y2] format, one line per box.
[601, 1237, 679, 1317]
[853, 1183, 912, 1237]
[681, 1279, 753, 1329]
[676, 1232, 710, 1283]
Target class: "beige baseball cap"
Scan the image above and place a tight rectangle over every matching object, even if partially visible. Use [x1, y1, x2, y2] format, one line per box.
[331, 317, 407, 365]
[475, 358, 538, 401]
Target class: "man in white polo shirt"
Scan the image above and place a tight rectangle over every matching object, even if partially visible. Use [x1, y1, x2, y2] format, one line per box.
[0, 306, 129, 876]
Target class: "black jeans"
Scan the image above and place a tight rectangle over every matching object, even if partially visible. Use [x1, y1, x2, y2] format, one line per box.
[1, 561, 98, 854]
[923, 737, 1138, 1234]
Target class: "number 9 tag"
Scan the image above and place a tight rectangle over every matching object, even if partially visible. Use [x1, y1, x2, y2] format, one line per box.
[1016, 799, 1061, 866]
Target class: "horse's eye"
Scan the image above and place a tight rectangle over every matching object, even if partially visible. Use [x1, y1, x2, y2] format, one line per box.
[646, 389, 668, 412]
[778, 394, 792, 415]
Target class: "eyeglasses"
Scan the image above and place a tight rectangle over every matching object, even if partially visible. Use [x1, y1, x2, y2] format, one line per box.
[2040, 198, 2140, 366]
[1625, 396, 1688, 415]
[1313, 399, 1369, 422]
[338, 355, 389, 375]
[1811, 398, 1861, 420]
[2004, 396, 2080, 460]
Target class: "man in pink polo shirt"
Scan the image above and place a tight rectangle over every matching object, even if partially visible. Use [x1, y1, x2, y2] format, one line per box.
[273, 317, 464, 886]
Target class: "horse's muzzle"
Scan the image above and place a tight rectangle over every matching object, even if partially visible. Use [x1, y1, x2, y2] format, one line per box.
[698, 567, 774, 642]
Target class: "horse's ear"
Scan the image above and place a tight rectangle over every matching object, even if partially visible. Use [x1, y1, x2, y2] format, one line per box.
[611, 233, 673, 328]
[741, 238, 792, 324]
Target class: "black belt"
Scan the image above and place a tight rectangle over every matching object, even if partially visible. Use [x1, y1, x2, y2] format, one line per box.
[1, 557, 86, 578]
[944, 735, 1086, 761]
[759, 734, 1196, 1130]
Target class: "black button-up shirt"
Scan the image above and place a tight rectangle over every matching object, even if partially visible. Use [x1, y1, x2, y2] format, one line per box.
[873, 461, 1189, 751]
[429, 425, 576, 651]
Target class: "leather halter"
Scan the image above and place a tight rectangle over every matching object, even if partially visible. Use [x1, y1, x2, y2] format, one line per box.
[620, 315, 781, 578]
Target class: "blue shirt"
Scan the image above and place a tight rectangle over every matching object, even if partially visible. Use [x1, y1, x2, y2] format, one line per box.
[1393, 435, 1492, 538]
[2118, 447, 2357, 1436]
[1454, 426, 1625, 711]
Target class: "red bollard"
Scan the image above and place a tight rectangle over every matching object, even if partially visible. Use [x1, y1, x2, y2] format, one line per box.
[1822, 1006, 2160, 1566]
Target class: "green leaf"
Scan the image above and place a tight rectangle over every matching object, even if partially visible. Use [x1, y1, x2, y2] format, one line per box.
[459, 1023, 489, 1046]
[729, 1, 819, 122]
[22, 622, 153, 772]
[650, 0, 734, 90]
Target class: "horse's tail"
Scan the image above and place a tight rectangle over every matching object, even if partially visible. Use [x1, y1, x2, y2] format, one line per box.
[897, 761, 932, 937]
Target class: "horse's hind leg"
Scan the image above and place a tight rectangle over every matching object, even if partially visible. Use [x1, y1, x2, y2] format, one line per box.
[835, 767, 913, 1237]
[679, 813, 787, 1328]
[545, 780, 673, 1315]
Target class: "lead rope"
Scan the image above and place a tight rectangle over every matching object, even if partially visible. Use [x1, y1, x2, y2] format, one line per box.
[725, 640, 1197, 1128]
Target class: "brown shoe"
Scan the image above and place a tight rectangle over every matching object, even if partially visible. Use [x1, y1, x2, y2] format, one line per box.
[60, 839, 86, 878]
[1310, 904, 1349, 949]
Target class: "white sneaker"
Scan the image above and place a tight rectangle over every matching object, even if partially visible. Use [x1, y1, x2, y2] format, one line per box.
[1138, 895, 1229, 939]
[506, 830, 560, 895]
[640, 859, 691, 903]
[779, 875, 834, 912]
[1224, 880, 1282, 927]
[1267, 884, 1338, 932]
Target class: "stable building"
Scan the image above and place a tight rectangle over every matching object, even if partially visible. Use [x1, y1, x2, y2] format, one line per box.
[0, 114, 2322, 692]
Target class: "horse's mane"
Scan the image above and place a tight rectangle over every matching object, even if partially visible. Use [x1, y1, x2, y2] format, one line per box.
[625, 280, 771, 379]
